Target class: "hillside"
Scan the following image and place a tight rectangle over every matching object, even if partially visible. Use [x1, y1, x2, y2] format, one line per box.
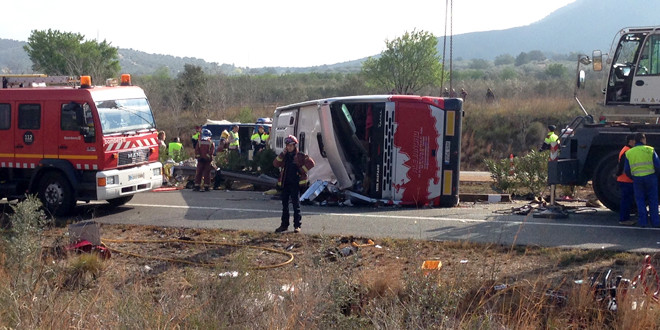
[452, 0, 660, 60]
[1, 0, 658, 75]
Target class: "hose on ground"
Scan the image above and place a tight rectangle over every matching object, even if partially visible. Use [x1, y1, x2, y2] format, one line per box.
[101, 238, 294, 270]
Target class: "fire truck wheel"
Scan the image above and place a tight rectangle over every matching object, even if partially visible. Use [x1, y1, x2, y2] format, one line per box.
[592, 151, 620, 212]
[107, 195, 134, 207]
[38, 172, 75, 216]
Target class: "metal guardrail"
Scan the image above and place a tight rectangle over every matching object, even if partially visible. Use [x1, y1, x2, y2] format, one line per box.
[171, 165, 277, 188]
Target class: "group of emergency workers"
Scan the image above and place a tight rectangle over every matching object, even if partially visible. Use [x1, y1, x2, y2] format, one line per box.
[157, 124, 313, 233]
[617, 132, 660, 227]
[542, 126, 660, 228]
[192, 124, 270, 192]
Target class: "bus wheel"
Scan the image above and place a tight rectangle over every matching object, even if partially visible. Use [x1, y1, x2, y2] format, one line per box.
[592, 151, 620, 212]
[39, 172, 75, 216]
[107, 195, 134, 207]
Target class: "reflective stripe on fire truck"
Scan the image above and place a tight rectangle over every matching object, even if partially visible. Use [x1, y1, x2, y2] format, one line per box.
[1, 162, 36, 169]
[76, 163, 99, 170]
[105, 138, 157, 152]
[1, 162, 99, 170]
[3, 152, 99, 170]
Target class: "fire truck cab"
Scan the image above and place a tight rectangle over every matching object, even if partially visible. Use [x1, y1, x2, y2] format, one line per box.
[271, 95, 462, 207]
[0, 74, 162, 215]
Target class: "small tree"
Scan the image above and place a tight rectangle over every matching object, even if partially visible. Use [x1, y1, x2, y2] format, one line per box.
[544, 63, 568, 79]
[468, 59, 491, 70]
[177, 64, 208, 114]
[24, 29, 120, 83]
[362, 30, 442, 94]
[528, 50, 547, 62]
[515, 52, 531, 66]
[494, 54, 515, 66]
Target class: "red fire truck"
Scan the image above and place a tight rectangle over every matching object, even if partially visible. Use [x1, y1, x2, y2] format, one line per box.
[0, 74, 162, 215]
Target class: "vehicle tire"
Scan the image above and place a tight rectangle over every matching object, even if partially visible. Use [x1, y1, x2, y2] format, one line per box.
[107, 195, 134, 207]
[592, 152, 620, 211]
[39, 172, 75, 216]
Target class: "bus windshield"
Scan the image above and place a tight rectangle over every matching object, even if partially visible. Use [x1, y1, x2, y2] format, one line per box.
[96, 98, 156, 134]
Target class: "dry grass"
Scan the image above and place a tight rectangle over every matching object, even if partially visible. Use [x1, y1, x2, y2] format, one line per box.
[461, 96, 583, 170]
[2, 221, 660, 328]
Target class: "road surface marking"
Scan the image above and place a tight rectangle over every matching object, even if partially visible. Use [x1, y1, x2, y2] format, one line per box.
[126, 203, 652, 231]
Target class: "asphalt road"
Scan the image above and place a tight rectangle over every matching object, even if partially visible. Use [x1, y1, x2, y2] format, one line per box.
[61, 186, 660, 254]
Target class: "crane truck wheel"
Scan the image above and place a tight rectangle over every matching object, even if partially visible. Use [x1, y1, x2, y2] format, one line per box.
[107, 195, 134, 207]
[38, 172, 76, 216]
[592, 152, 621, 212]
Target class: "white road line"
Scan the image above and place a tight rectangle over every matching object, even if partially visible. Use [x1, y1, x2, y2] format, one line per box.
[126, 203, 652, 231]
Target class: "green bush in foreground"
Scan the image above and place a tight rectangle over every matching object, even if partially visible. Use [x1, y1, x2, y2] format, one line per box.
[484, 149, 549, 197]
[2, 196, 50, 289]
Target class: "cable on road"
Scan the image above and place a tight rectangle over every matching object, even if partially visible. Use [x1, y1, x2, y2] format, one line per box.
[101, 238, 294, 270]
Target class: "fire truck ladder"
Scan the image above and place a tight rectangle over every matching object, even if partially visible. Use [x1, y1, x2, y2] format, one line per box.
[1, 74, 78, 88]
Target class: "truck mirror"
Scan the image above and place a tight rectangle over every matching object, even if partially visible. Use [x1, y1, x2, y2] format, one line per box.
[592, 50, 603, 71]
[577, 70, 586, 89]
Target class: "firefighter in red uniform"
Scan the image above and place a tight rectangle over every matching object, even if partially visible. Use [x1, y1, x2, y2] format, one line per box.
[273, 135, 315, 233]
[193, 129, 215, 192]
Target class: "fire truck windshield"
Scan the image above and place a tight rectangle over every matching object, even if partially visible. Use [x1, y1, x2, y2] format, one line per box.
[96, 98, 156, 134]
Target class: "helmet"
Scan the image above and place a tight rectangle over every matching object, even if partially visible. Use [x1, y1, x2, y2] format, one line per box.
[201, 129, 212, 139]
[284, 135, 298, 145]
[221, 130, 230, 139]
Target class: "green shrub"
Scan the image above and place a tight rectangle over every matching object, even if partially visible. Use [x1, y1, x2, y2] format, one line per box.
[484, 150, 549, 197]
[0, 195, 53, 325]
[484, 157, 518, 195]
[3, 196, 50, 286]
[170, 148, 187, 163]
[514, 149, 548, 196]
[251, 148, 278, 177]
[215, 150, 246, 171]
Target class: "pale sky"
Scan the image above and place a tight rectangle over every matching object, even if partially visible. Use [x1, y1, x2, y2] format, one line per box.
[3, 0, 576, 68]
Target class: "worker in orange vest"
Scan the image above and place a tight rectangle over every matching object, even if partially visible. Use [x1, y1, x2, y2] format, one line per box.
[616, 134, 636, 226]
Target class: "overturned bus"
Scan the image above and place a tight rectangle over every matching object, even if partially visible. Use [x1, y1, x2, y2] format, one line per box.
[271, 95, 462, 207]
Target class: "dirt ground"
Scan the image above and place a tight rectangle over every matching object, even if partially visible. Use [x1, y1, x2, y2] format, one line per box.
[41, 181, 632, 293]
[44, 222, 629, 294]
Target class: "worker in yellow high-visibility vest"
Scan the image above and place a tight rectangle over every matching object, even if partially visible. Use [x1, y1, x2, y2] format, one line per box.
[539, 125, 559, 151]
[167, 137, 183, 161]
[251, 125, 269, 153]
[228, 125, 240, 153]
[191, 125, 201, 149]
[624, 132, 660, 227]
